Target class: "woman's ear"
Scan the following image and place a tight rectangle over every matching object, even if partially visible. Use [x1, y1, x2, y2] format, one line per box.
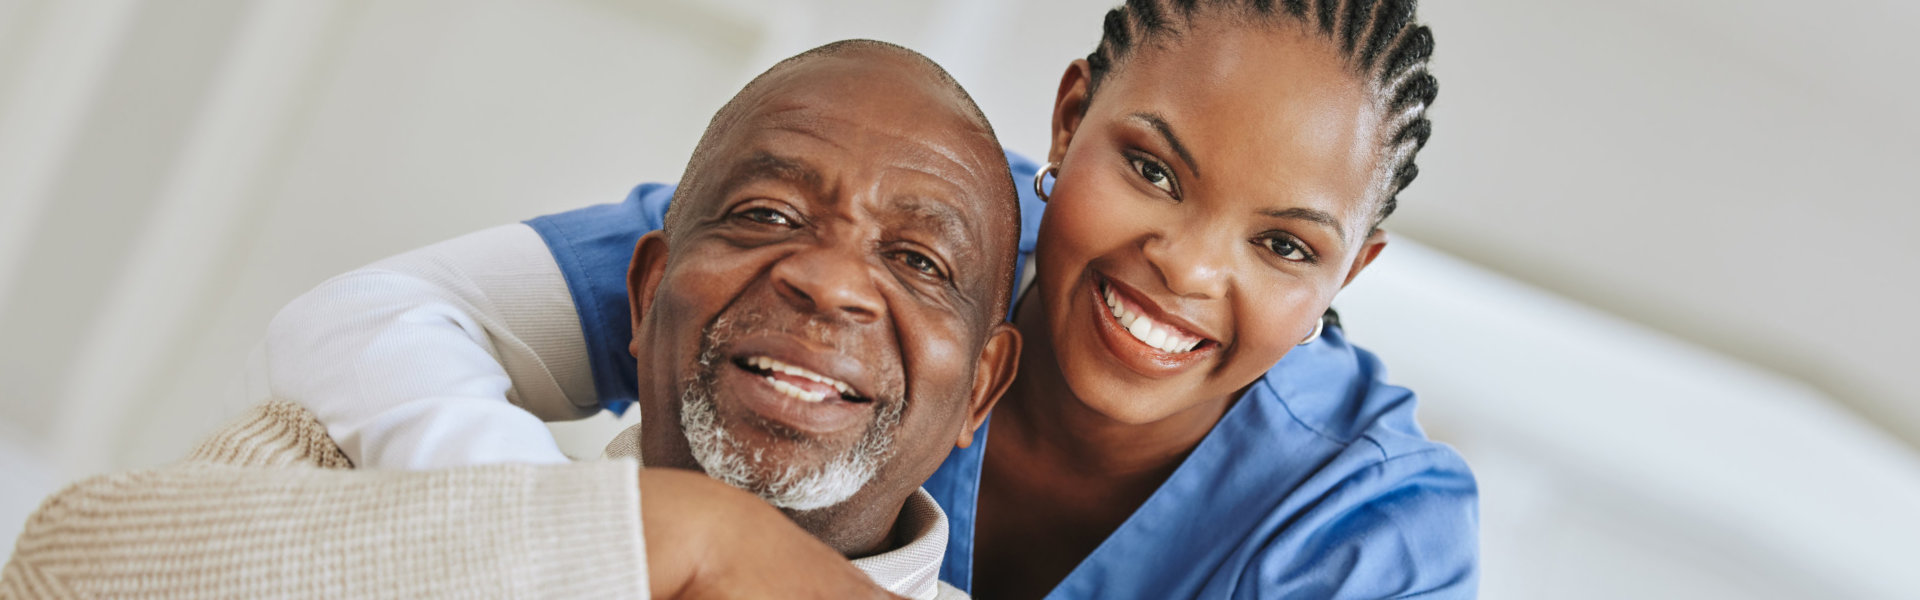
[627, 230, 670, 358]
[956, 323, 1021, 449]
[1048, 59, 1094, 167]
[1341, 228, 1390, 290]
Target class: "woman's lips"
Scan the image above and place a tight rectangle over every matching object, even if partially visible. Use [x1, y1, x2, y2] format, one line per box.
[1102, 282, 1205, 353]
[1087, 275, 1217, 377]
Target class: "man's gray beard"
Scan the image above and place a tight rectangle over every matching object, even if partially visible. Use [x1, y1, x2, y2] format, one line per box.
[677, 317, 905, 512]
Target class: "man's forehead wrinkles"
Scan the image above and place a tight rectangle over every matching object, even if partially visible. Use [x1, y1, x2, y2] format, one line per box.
[761, 118, 847, 152]
[885, 197, 969, 237]
[723, 150, 826, 196]
[759, 87, 988, 175]
[901, 135, 988, 186]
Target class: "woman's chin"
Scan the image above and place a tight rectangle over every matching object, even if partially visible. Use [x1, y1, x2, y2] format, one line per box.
[1058, 368, 1193, 426]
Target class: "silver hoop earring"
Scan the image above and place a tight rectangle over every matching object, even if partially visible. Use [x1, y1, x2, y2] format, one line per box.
[1033, 162, 1058, 201]
[1298, 316, 1325, 346]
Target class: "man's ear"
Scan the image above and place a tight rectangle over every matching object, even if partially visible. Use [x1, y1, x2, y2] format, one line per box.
[1047, 59, 1094, 169]
[1341, 228, 1390, 290]
[956, 322, 1021, 449]
[627, 230, 670, 358]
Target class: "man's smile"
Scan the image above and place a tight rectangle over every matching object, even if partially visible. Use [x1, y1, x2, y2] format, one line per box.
[736, 355, 870, 403]
[714, 334, 888, 437]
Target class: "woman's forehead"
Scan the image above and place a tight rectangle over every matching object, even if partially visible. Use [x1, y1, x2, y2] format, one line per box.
[1097, 24, 1386, 226]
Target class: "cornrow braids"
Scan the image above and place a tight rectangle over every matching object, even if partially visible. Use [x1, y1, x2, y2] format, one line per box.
[1082, 0, 1438, 225]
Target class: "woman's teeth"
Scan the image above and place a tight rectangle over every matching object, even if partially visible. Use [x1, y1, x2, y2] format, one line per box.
[1103, 284, 1203, 354]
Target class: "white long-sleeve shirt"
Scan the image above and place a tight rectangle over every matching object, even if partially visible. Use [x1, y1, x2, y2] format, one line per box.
[253, 223, 598, 469]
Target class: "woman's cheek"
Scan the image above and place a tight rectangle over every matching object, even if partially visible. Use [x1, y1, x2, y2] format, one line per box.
[1056, 181, 1152, 252]
[1231, 284, 1320, 367]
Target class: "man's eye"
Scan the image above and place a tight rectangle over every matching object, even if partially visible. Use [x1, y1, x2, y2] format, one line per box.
[1260, 235, 1313, 262]
[737, 207, 793, 226]
[896, 251, 944, 278]
[1131, 157, 1176, 195]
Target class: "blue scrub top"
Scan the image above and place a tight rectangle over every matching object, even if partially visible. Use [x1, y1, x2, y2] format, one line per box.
[526, 151, 1479, 598]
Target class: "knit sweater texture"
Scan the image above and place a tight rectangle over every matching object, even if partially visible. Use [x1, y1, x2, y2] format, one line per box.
[1, 401, 649, 599]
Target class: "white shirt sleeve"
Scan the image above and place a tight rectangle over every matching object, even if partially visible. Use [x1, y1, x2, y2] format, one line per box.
[254, 224, 603, 469]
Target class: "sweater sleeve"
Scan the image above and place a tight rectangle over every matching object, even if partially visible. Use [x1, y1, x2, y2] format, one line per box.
[2, 402, 649, 599]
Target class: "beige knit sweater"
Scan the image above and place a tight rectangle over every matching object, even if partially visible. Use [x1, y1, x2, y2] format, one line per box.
[0, 401, 649, 599]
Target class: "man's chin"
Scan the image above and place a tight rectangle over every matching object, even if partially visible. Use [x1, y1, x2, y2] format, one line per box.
[685, 410, 879, 511]
[702, 449, 875, 511]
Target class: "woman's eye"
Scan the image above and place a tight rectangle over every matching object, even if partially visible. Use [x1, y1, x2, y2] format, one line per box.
[1131, 157, 1177, 195]
[896, 251, 944, 278]
[737, 207, 793, 226]
[1261, 236, 1312, 262]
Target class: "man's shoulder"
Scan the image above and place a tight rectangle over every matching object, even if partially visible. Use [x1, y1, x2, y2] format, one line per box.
[935, 581, 970, 600]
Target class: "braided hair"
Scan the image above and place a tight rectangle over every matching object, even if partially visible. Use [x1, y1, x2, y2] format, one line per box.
[1083, 0, 1437, 225]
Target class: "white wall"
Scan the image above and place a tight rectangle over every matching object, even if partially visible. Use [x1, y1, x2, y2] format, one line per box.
[2, 0, 1915, 597]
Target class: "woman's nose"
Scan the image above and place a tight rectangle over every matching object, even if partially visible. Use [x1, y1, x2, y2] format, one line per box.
[1141, 226, 1230, 301]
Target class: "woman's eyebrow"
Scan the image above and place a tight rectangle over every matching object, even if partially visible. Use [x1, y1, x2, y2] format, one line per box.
[1130, 112, 1200, 178]
[1260, 207, 1347, 244]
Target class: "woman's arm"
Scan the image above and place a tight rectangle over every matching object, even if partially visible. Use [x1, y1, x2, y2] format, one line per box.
[258, 223, 597, 469]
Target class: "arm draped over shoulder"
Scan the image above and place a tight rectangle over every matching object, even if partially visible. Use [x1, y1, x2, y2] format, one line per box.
[1, 401, 650, 600]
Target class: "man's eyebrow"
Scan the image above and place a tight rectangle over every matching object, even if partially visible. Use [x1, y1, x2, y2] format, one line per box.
[1261, 207, 1348, 244]
[727, 150, 824, 194]
[1130, 112, 1200, 178]
[887, 196, 977, 258]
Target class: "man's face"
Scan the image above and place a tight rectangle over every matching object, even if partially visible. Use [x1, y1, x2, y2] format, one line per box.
[627, 52, 1015, 540]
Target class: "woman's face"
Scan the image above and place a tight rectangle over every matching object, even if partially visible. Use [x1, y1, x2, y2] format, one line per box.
[1035, 19, 1391, 424]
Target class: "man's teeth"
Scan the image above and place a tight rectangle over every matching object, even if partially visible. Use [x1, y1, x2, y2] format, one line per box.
[766, 377, 829, 403]
[745, 356, 857, 402]
[1104, 284, 1203, 354]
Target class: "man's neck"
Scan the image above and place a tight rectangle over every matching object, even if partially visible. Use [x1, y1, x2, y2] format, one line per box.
[788, 491, 908, 558]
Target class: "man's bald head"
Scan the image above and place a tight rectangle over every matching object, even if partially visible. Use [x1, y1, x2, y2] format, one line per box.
[686, 40, 997, 175]
[664, 39, 1020, 319]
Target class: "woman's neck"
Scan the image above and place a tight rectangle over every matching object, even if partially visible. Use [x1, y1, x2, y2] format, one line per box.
[996, 290, 1232, 480]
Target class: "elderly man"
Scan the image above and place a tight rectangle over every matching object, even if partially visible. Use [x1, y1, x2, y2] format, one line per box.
[2, 40, 1021, 600]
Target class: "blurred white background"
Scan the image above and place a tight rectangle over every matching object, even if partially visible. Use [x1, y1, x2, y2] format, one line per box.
[1, 0, 1916, 597]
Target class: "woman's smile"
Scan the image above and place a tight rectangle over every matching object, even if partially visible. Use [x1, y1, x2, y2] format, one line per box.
[1086, 272, 1221, 378]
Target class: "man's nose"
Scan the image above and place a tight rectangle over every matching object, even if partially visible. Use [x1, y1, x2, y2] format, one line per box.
[1142, 225, 1230, 301]
[770, 243, 885, 323]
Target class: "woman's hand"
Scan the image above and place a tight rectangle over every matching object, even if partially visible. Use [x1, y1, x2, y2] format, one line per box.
[639, 468, 904, 600]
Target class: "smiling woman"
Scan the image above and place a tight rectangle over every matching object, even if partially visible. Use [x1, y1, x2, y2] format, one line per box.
[942, 2, 1467, 597]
